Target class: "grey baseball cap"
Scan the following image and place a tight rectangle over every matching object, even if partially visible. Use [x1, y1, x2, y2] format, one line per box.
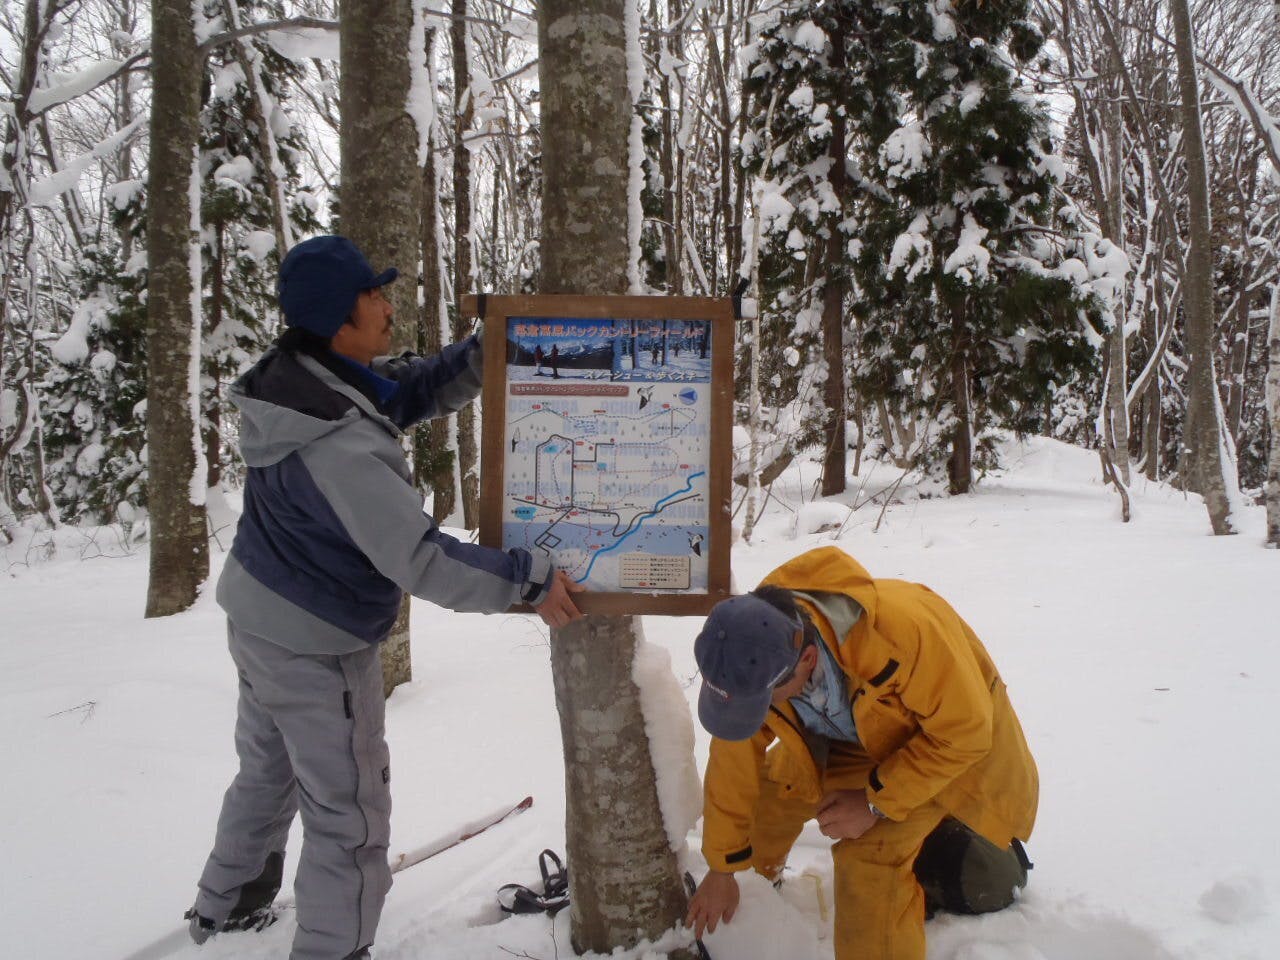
[694, 593, 803, 741]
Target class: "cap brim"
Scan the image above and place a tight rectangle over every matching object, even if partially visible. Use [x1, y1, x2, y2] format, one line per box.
[366, 267, 399, 289]
[697, 682, 771, 742]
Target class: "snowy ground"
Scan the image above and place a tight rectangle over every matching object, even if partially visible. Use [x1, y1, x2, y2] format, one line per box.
[2, 436, 1277, 960]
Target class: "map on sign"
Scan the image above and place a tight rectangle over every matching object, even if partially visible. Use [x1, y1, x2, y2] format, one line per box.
[502, 316, 712, 593]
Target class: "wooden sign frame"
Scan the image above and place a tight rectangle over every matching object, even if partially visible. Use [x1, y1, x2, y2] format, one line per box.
[464, 293, 734, 617]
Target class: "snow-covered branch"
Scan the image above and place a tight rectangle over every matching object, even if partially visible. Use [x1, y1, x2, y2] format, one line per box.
[20, 51, 149, 119]
[197, 16, 338, 56]
[27, 115, 145, 207]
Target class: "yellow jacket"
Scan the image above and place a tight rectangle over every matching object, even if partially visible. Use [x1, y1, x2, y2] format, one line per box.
[702, 547, 1038, 872]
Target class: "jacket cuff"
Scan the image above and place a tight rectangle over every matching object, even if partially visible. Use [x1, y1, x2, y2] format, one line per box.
[520, 552, 555, 606]
[703, 844, 755, 874]
[866, 765, 905, 821]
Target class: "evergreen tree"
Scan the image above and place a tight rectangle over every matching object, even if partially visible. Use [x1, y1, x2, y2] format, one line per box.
[854, 1, 1106, 491]
[744, 1, 1106, 492]
[42, 187, 149, 527]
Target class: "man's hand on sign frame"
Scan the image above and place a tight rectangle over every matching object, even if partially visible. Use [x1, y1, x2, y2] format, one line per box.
[534, 570, 586, 628]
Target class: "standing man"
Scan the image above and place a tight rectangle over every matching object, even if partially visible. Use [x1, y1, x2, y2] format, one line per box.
[187, 236, 583, 960]
[687, 547, 1036, 960]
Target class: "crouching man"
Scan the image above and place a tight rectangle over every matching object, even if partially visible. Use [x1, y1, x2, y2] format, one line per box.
[187, 236, 582, 959]
[687, 547, 1036, 960]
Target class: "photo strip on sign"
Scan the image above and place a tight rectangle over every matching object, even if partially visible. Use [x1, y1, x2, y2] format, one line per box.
[470, 295, 733, 617]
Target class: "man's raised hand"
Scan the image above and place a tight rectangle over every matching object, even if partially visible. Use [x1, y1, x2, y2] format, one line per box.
[533, 570, 586, 628]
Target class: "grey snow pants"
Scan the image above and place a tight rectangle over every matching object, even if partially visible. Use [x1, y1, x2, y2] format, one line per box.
[194, 621, 392, 959]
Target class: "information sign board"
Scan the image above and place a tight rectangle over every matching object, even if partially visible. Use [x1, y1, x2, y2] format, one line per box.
[467, 294, 733, 616]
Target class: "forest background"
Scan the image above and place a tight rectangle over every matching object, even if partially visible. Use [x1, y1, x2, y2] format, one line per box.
[2, 0, 1279, 598]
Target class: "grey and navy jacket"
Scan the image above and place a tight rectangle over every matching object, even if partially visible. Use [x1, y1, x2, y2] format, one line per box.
[216, 332, 553, 655]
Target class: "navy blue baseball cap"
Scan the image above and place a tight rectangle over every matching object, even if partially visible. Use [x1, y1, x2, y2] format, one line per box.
[694, 593, 804, 741]
[278, 235, 398, 338]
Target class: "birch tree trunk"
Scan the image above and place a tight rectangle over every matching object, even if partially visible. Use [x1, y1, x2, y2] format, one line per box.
[1266, 283, 1280, 547]
[1171, 0, 1236, 535]
[451, 0, 481, 530]
[539, 1, 692, 953]
[340, 0, 421, 692]
[1100, 58, 1130, 487]
[144, 0, 209, 617]
[418, 26, 458, 520]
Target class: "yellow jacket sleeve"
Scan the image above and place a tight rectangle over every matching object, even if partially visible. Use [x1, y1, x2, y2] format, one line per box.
[701, 731, 770, 872]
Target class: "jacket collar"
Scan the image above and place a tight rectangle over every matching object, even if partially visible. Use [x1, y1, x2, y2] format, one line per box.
[295, 353, 402, 438]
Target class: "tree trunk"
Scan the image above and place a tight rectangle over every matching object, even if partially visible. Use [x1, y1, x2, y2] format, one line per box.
[340, 0, 422, 692]
[1266, 283, 1280, 547]
[1141, 279, 1165, 481]
[1171, 0, 1236, 534]
[451, 0, 480, 529]
[819, 30, 847, 497]
[1100, 85, 1130, 487]
[0, 2, 42, 539]
[418, 27, 458, 520]
[948, 315, 973, 495]
[1144, 257, 1175, 481]
[539, 1, 692, 953]
[145, 0, 209, 618]
[1064, 1, 1130, 491]
[205, 222, 225, 490]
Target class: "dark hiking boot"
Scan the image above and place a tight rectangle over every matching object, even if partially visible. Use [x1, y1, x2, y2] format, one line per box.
[184, 909, 217, 946]
[343, 949, 371, 959]
[224, 904, 281, 933]
[185, 905, 280, 946]
[186, 851, 285, 943]
[227, 851, 284, 926]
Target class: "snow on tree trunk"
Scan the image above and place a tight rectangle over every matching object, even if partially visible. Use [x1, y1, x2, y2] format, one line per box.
[340, 0, 422, 693]
[144, 0, 209, 618]
[451, 0, 481, 531]
[539, 1, 693, 954]
[1171, 0, 1237, 535]
[1266, 283, 1280, 547]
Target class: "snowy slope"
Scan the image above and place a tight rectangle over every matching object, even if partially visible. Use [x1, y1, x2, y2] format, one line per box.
[1, 437, 1276, 960]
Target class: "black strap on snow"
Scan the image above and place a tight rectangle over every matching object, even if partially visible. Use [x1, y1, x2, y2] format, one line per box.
[497, 849, 569, 916]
